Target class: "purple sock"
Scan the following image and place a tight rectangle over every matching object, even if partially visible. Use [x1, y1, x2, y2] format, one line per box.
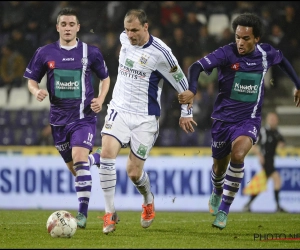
[92, 152, 100, 166]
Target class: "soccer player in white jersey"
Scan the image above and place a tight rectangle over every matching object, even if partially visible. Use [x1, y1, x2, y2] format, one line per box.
[97, 9, 197, 234]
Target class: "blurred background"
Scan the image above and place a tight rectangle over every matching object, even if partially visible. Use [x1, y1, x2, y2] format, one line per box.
[1, 0, 300, 147]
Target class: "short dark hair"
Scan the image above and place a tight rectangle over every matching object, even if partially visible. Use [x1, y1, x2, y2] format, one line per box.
[57, 7, 79, 24]
[232, 13, 264, 38]
[124, 9, 148, 26]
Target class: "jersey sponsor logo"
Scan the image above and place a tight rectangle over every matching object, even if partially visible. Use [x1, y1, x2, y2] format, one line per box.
[211, 141, 226, 149]
[81, 57, 88, 66]
[230, 72, 262, 102]
[137, 144, 148, 158]
[53, 69, 82, 99]
[55, 142, 70, 151]
[125, 58, 134, 68]
[119, 63, 146, 79]
[48, 61, 55, 69]
[25, 68, 32, 74]
[139, 53, 150, 65]
[246, 62, 256, 66]
[169, 65, 178, 73]
[62, 58, 74, 61]
[231, 63, 240, 70]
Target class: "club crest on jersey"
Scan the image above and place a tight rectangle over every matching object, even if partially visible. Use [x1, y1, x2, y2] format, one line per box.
[125, 58, 134, 68]
[81, 57, 88, 66]
[139, 53, 150, 65]
[169, 65, 178, 73]
[47, 61, 55, 69]
[231, 63, 240, 71]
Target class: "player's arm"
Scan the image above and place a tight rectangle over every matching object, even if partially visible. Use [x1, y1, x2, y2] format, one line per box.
[178, 61, 203, 104]
[91, 76, 110, 113]
[27, 78, 48, 102]
[277, 56, 300, 107]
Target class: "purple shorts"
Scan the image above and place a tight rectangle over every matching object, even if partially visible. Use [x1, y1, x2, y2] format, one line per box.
[211, 118, 261, 160]
[51, 116, 97, 163]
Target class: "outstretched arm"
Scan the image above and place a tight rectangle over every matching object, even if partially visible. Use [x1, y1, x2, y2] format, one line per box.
[178, 61, 203, 104]
[278, 56, 300, 107]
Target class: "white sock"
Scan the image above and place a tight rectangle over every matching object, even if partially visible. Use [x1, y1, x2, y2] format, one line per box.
[99, 157, 116, 213]
[133, 171, 153, 205]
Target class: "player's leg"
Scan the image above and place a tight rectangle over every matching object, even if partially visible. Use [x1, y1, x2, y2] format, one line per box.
[209, 157, 229, 216]
[99, 134, 121, 234]
[128, 114, 158, 228]
[71, 146, 92, 229]
[209, 120, 231, 216]
[98, 107, 127, 234]
[127, 152, 155, 228]
[70, 117, 97, 228]
[213, 136, 252, 229]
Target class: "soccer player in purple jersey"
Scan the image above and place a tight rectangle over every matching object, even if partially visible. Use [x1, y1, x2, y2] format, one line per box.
[23, 8, 110, 229]
[178, 13, 300, 229]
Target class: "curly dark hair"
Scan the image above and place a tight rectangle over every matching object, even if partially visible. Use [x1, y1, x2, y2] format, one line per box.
[232, 13, 264, 38]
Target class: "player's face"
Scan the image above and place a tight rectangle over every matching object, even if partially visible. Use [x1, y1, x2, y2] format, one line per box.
[124, 17, 149, 46]
[235, 25, 259, 55]
[56, 15, 80, 46]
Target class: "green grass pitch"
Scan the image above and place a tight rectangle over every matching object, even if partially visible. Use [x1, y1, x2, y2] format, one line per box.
[0, 210, 299, 249]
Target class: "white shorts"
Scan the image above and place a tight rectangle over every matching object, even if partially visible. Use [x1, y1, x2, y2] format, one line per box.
[101, 105, 159, 160]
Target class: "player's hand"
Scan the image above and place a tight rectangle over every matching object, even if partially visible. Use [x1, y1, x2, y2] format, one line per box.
[179, 117, 197, 133]
[35, 89, 48, 102]
[91, 97, 103, 113]
[178, 90, 194, 104]
[294, 89, 300, 107]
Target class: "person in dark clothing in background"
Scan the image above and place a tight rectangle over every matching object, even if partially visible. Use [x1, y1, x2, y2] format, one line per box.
[243, 112, 286, 213]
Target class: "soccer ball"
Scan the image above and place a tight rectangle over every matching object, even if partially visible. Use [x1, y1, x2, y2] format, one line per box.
[46, 210, 77, 238]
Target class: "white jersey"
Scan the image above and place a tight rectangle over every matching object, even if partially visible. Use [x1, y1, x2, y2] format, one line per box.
[109, 32, 192, 117]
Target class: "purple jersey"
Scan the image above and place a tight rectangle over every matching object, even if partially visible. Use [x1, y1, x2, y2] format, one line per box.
[23, 39, 109, 125]
[198, 43, 283, 123]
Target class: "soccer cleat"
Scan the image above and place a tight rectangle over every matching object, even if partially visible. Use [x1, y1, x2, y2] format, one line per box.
[212, 210, 227, 230]
[141, 193, 155, 228]
[101, 212, 120, 234]
[208, 192, 222, 216]
[76, 212, 87, 229]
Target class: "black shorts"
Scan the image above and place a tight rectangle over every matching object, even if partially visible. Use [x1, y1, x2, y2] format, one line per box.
[263, 161, 276, 177]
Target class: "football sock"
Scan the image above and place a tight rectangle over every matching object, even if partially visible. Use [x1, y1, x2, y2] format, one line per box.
[99, 158, 116, 213]
[88, 153, 100, 168]
[219, 162, 244, 214]
[132, 171, 153, 205]
[74, 161, 92, 218]
[211, 166, 226, 195]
